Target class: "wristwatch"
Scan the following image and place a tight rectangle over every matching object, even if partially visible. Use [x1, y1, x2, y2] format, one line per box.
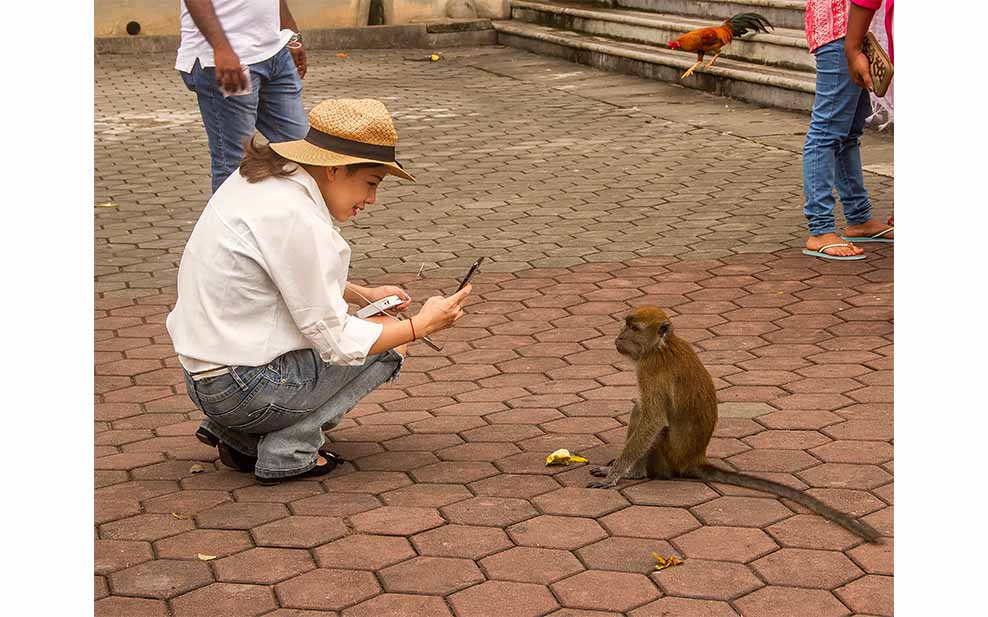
[288, 32, 303, 47]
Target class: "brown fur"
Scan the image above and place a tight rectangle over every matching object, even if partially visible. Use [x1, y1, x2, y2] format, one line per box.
[589, 307, 881, 543]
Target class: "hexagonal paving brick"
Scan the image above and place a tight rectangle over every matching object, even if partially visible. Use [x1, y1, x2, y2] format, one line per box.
[380, 483, 473, 507]
[752, 548, 863, 589]
[576, 537, 677, 574]
[250, 516, 348, 548]
[411, 461, 499, 483]
[508, 515, 608, 550]
[765, 514, 860, 550]
[848, 537, 893, 575]
[734, 586, 851, 617]
[469, 474, 561, 499]
[313, 534, 415, 570]
[533, 487, 630, 518]
[170, 583, 277, 617]
[195, 502, 289, 530]
[440, 496, 538, 527]
[652, 559, 763, 601]
[94, 539, 153, 575]
[629, 597, 743, 617]
[153, 529, 254, 561]
[99, 513, 195, 542]
[622, 480, 719, 507]
[290, 492, 381, 517]
[412, 524, 513, 559]
[797, 463, 892, 490]
[143, 489, 233, 515]
[379, 556, 484, 595]
[348, 505, 444, 535]
[94, 596, 170, 617]
[232, 481, 325, 504]
[690, 496, 794, 527]
[212, 547, 316, 584]
[600, 505, 701, 539]
[109, 559, 213, 599]
[480, 546, 585, 584]
[449, 581, 560, 617]
[835, 574, 892, 615]
[550, 570, 660, 613]
[673, 526, 778, 562]
[321, 470, 412, 494]
[275, 569, 380, 611]
[342, 593, 453, 617]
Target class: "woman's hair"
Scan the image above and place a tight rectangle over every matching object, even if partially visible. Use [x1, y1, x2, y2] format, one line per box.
[239, 137, 386, 183]
[239, 137, 298, 183]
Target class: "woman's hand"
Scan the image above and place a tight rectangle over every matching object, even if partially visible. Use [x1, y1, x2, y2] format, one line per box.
[414, 284, 472, 337]
[367, 285, 412, 312]
[846, 46, 874, 92]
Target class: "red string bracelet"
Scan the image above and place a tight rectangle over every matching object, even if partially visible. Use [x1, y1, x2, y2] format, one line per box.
[409, 317, 417, 341]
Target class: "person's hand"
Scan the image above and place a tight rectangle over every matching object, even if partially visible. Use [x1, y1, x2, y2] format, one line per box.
[413, 284, 472, 337]
[288, 43, 307, 79]
[846, 47, 874, 92]
[213, 45, 248, 93]
[368, 285, 411, 312]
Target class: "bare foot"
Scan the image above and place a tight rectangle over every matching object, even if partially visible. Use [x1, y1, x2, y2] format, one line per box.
[806, 232, 864, 257]
[845, 219, 894, 240]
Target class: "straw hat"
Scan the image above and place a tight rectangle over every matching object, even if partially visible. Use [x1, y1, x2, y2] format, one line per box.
[271, 99, 414, 181]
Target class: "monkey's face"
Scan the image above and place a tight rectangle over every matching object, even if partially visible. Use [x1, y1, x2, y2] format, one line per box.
[615, 308, 673, 360]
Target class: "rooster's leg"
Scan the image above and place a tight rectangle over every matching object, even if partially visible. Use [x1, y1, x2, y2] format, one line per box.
[680, 60, 703, 79]
[703, 50, 722, 68]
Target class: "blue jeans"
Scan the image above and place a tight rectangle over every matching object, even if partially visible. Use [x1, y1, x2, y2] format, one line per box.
[180, 46, 308, 194]
[184, 349, 403, 480]
[802, 38, 873, 236]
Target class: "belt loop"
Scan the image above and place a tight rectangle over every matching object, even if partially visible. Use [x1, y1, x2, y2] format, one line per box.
[228, 366, 248, 390]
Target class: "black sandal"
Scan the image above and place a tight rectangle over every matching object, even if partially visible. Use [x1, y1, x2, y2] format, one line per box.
[196, 427, 257, 472]
[255, 450, 345, 486]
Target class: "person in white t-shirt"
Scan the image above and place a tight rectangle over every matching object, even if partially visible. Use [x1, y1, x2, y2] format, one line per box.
[177, 0, 310, 193]
[167, 99, 473, 485]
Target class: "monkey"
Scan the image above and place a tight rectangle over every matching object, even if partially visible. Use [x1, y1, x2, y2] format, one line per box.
[588, 306, 881, 543]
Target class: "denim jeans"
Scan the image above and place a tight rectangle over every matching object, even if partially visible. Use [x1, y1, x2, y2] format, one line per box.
[179, 46, 308, 194]
[802, 38, 874, 236]
[184, 348, 403, 480]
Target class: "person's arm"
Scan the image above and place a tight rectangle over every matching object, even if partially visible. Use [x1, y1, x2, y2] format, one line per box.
[361, 286, 472, 356]
[185, 0, 248, 92]
[845, 0, 880, 91]
[280, 0, 308, 78]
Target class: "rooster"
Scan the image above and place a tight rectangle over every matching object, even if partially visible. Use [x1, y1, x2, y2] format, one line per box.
[667, 13, 773, 79]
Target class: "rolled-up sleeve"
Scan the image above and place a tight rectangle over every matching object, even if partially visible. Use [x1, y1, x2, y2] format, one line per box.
[251, 211, 383, 366]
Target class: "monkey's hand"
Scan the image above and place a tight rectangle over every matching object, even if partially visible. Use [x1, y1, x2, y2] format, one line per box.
[587, 477, 620, 489]
[589, 466, 610, 477]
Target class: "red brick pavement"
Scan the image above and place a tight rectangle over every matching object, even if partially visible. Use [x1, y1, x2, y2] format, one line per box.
[95, 47, 893, 616]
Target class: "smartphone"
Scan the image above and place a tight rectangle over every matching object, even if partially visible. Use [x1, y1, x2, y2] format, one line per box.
[455, 257, 484, 293]
[356, 294, 404, 318]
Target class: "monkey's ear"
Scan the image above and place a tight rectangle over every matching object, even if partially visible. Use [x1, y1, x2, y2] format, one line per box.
[657, 319, 672, 343]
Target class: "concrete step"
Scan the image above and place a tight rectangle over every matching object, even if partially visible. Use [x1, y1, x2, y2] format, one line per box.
[493, 19, 815, 111]
[613, 0, 807, 31]
[511, 0, 813, 72]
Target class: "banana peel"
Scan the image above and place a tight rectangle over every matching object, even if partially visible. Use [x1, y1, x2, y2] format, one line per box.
[545, 448, 588, 466]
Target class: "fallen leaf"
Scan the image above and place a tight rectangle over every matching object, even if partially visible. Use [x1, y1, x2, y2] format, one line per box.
[652, 552, 684, 571]
[190, 464, 205, 474]
[171, 512, 191, 520]
[197, 553, 217, 561]
[95, 202, 118, 208]
[336, 52, 348, 59]
[430, 53, 441, 62]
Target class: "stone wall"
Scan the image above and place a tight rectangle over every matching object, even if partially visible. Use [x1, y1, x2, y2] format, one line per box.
[94, 0, 508, 37]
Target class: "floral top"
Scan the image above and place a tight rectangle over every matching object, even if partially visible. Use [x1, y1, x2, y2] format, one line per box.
[805, 0, 850, 53]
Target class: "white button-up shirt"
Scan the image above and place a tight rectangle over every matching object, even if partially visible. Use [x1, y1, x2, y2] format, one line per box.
[166, 168, 383, 373]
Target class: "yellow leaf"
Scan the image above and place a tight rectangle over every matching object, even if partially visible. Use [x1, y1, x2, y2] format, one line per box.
[336, 52, 349, 58]
[95, 202, 118, 208]
[197, 553, 217, 561]
[652, 552, 684, 571]
[190, 464, 205, 474]
[171, 512, 190, 520]
[430, 54, 441, 61]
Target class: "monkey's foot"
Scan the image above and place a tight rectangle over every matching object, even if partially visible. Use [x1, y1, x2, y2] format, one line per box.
[625, 468, 648, 480]
[589, 466, 610, 478]
[587, 478, 619, 489]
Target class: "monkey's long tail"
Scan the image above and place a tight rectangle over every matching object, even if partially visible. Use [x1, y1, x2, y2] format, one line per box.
[699, 464, 882, 543]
